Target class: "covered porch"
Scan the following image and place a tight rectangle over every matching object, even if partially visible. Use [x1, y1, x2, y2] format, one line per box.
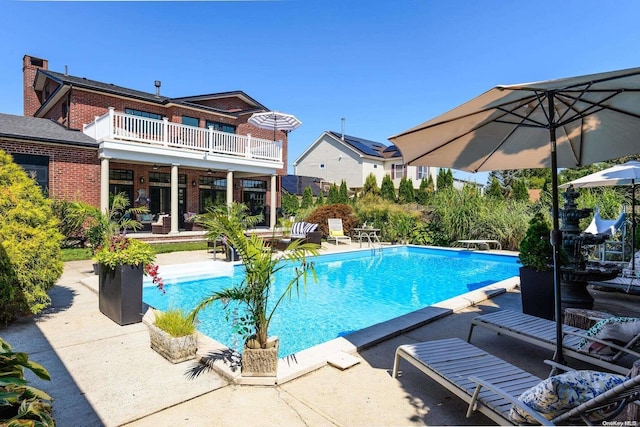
[90, 108, 284, 233]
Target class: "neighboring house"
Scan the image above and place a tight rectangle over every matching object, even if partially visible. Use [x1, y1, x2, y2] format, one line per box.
[293, 131, 438, 192]
[0, 55, 290, 231]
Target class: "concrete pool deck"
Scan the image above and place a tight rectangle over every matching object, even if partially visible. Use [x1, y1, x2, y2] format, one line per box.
[0, 243, 600, 426]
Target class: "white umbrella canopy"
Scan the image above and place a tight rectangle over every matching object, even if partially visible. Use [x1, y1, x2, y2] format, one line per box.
[559, 161, 640, 188]
[389, 67, 640, 364]
[560, 160, 640, 269]
[248, 111, 302, 141]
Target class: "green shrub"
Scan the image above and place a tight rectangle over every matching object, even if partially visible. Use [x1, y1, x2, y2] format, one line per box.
[154, 308, 195, 338]
[519, 212, 554, 271]
[0, 337, 54, 426]
[0, 150, 63, 324]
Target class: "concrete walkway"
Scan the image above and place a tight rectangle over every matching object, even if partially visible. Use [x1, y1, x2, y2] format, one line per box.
[0, 244, 593, 426]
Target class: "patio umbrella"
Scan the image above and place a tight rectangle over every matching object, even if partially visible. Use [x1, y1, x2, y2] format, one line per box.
[248, 111, 302, 141]
[389, 67, 640, 364]
[560, 160, 640, 270]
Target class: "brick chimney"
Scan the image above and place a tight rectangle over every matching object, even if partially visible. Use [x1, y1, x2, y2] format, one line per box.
[23, 55, 48, 117]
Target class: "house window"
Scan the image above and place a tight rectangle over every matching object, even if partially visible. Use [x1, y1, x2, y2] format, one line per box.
[319, 163, 325, 169]
[206, 120, 236, 133]
[392, 164, 406, 179]
[417, 166, 429, 180]
[242, 179, 267, 190]
[373, 164, 378, 168]
[124, 108, 162, 120]
[12, 153, 49, 193]
[182, 116, 199, 127]
[109, 169, 134, 181]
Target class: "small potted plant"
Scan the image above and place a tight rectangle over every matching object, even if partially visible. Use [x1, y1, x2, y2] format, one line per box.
[191, 202, 319, 377]
[147, 308, 197, 364]
[94, 234, 156, 325]
[519, 212, 557, 320]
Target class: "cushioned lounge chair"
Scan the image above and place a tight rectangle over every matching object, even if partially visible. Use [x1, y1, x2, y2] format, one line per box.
[327, 218, 351, 245]
[467, 310, 640, 374]
[392, 338, 640, 425]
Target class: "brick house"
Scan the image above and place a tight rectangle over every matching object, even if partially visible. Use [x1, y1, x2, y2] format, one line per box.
[0, 54, 289, 232]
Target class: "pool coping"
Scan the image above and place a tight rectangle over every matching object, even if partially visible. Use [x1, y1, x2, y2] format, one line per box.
[81, 246, 520, 385]
[155, 275, 519, 386]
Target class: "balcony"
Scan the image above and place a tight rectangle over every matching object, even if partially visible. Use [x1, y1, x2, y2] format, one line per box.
[83, 108, 283, 165]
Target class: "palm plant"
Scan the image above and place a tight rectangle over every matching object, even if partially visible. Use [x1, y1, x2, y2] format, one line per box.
[192, 203, 319, 349]
[69, 193, 147, 252]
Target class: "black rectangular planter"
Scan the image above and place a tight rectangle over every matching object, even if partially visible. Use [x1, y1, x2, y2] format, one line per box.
[98, 263, 144, 325]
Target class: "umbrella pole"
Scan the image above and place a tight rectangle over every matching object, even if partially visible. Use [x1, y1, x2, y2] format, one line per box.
[549, 94, 565, 365]
[633, 181, 636, 271]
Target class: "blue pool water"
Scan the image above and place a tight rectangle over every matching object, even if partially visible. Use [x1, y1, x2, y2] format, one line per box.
[143, 246, 519, 357]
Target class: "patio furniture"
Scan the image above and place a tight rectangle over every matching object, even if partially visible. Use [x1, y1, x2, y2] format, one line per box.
[456, 239, 502, 250]
[392, 337, 640, 425]
[583, 206, 627, 262]
[327, 218, 351, 245]
[290, 221, 321, 245]
[467, 310, 640, 374]
[135, 213, 153, 232]
[183, 212, 203, 231]
[151, 215, 171, 234]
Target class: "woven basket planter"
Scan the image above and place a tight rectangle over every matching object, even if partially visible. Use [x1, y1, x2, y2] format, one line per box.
[148, 323, 197, 364]
[241, 337, 279, 377]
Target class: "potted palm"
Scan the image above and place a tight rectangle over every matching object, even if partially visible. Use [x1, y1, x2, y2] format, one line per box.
[192, 203, 319, 377]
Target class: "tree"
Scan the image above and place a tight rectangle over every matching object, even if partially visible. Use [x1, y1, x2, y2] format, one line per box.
[338, 180, 350, 204]
[512, 178, 530, 202]
[486, 177, 505, 200]
[416, 176, 434, 205]
[362, 173, 380, 196]
[0, 150, 63, 324]
[316, 190, 325, 206]
[301, 186, 314, 209]
[327, 184, 340, 204]
[437, 168, 453, 190]
[398, 177, 415, 204]
[281, 193, 299, 217]
[380, 175, 396, 202]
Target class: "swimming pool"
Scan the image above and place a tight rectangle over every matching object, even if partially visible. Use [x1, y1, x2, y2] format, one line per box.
[143, 246, 519, 357]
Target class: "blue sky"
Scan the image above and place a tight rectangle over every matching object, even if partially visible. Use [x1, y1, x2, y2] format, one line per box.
[3, 0, 640, 185]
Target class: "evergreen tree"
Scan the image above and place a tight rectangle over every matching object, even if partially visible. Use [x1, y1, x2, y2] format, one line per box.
[301, 186, 314, 209]
[338, 180, 350, 204]
[0, 150, 63, 322]
[486, 177, 505, 200]
[380, 175, 396, 202]
[362, 173, 379, 195]
[398, 177, 415, 203]
[327, 184, 340, 204]
[281, 193, 299, 216]
[437, 168, 454, 190]
[316, 190, 325, 206]
[512, 178, 530, 202]
[416, 176, 434, 205]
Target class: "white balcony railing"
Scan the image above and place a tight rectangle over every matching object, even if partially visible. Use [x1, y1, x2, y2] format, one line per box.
[83, 107, 283, 163]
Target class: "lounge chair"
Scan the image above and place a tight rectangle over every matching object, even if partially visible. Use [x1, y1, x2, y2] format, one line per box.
[467, 310, 640, 374]
[392, 337, 640, 425]
[327, 218, 351, 245]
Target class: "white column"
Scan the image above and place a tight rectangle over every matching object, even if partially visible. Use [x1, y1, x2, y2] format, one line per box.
[270, 175, 277, 230]
[100, 157, 110, 214]
[226, 170, 234, 207]
[170, 164, 179, 234]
